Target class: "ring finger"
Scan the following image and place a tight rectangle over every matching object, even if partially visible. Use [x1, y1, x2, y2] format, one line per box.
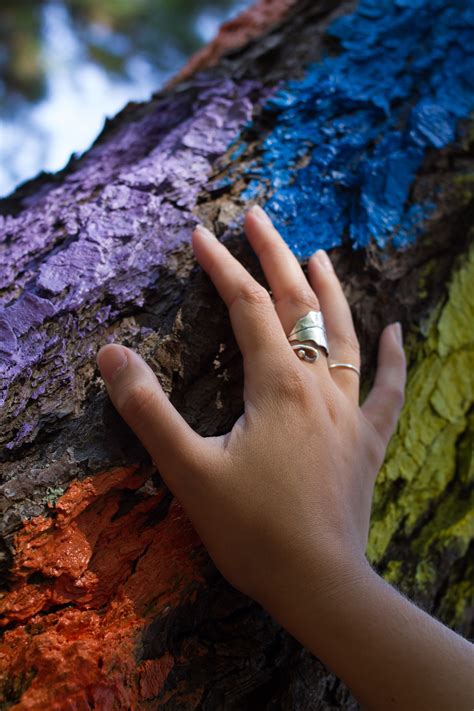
[244, 206, 327, 368]
[308, 250, 361, 403]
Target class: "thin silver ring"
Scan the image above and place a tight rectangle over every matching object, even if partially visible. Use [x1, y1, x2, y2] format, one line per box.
[328, 362, 361, 377]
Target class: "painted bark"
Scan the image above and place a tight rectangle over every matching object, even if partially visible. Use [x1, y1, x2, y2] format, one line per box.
[1, 0, 473, 709]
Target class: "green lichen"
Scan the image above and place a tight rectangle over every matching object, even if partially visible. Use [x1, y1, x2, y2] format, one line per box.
[452, 173, 474, 207]
[413, 478, 473, 560]
[437, 578, 474, 631]
[414, 559, 437, 592]
[42, 486, 65, 506]
[457, 409, 474, 486]
[383, 560, 404, 586]
[368, 244, 474, 572]
[437, 245, 474, 358]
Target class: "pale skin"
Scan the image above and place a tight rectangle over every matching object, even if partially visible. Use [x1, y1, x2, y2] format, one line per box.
[97, 205, 474, 710]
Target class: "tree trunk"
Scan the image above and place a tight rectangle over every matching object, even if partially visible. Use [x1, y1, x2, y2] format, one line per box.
[1, 1, 472, 708]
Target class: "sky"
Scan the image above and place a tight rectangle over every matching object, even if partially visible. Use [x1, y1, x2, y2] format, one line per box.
[0, 1, 250, 197]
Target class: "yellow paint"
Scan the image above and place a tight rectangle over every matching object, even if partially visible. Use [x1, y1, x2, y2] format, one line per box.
[367, 243, 474, 614]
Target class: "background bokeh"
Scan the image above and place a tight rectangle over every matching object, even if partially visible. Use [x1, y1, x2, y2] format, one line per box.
[0, 0, 251, 197]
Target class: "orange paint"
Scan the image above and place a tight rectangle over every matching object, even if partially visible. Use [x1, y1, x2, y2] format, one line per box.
[169, 0, 297, 87]
[0, 467, 209, 708]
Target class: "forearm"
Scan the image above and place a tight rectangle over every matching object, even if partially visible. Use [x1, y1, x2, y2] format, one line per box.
[272, 558, 474, 711]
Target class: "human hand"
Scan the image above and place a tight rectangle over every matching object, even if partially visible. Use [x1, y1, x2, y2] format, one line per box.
[96, 206, 406, 625]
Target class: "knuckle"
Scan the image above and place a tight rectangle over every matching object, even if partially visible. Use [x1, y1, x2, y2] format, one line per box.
[257, 237, 282, 260]
[322, 389, 340, 426]
[335, 331, 360, 357]
[273, 366, 311, 404]
[280, 286, 318, 310]
[238, 281, 271, 308]
[118, 382, 157, 422]
[384, 383, 405, 410]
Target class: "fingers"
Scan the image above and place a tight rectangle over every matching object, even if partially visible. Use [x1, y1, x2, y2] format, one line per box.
[360, 323, 406, 447]
[244, 207, 321, 338]
[308, 250, 360, 403]
[97, 344, 214, 502]
[192, 224, 289, 370]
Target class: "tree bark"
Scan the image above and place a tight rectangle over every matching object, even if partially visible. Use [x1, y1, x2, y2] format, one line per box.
[0, 1, 473, 708]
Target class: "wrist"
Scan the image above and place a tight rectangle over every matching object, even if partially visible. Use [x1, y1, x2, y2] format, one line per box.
[258, 543, 375, 646]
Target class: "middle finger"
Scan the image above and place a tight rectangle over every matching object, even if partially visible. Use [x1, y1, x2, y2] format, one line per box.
[244, 207, 323, 352]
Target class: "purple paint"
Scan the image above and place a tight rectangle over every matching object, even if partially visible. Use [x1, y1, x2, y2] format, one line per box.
[1, 293, 56, 336]
[0, 78, 264, 448]
[0, 321, 17, 356]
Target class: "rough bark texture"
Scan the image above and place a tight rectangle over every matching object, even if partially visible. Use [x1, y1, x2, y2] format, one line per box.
[0, 0, 473, 709]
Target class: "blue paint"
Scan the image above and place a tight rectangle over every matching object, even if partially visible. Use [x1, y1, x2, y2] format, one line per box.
[242, 0, 474, 256]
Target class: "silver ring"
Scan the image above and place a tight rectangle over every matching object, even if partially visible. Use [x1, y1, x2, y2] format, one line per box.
[291, 343, 321, 362]
[288, 310, 329, 363]
[328, 362, 360, 377]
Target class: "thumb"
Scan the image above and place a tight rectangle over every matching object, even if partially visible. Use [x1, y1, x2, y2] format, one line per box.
[97, 344, 211, 497]
[361, 322, 407, 447]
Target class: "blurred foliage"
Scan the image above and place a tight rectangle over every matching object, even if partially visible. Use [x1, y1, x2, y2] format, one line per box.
[1, 5, 45, 104]
[0, 0, 245, 110]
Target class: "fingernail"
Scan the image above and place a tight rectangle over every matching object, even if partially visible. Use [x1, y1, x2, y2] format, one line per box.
[392, 322, 403, 345]
[315, 249, 334, 272]
[194, 224, 216, 240]
[250, 205, 273, 226]
[97, 345, 128, 384]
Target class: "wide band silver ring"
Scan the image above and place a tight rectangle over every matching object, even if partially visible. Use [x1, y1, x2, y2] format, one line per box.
[328, 362, 361, 377]
[288, 310, 329, 363]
